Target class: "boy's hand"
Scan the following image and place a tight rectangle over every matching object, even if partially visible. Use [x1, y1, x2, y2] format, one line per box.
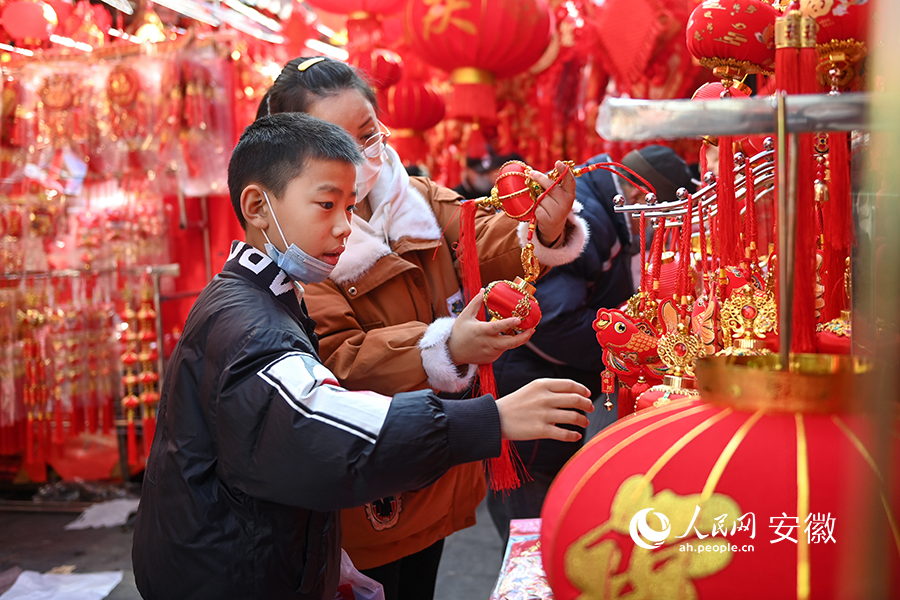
[529, 160, 577, 247]
[496, 378, 592, 442]
[447, 292, 534, 366]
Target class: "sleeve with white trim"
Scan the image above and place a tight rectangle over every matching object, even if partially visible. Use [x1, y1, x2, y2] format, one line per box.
[418, 317, 477, 393]
[215, 341, 499, 513]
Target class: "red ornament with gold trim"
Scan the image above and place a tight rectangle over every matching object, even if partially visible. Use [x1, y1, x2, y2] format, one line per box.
[542, 355, 900, 600]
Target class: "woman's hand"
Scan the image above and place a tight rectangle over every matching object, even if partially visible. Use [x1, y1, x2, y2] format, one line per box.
[529, 160, 577, 247]
[447, 292, 534, 366]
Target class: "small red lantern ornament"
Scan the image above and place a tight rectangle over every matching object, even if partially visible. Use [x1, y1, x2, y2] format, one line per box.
[542, 355, 899, 600]
[1, 0, 58, 43]
[405, 0, 552, 121]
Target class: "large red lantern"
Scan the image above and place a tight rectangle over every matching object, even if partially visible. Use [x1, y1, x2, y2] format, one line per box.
[1, 0, 58, 43]
[687, 0, 779, 83]
[405, 0, 552, 121]
[542, 355, 900, 600]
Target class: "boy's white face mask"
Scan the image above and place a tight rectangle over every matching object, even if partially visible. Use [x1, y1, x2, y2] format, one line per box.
[261, 191, 335, 284]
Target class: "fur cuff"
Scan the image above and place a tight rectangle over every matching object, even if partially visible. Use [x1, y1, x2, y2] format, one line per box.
[418, 317, 477, 393]
[518, 212, 589, 267]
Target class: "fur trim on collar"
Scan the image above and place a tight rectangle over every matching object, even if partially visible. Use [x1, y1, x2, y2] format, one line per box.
[330, 182, 441, 285]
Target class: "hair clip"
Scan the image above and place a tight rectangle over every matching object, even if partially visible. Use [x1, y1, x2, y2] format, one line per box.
[298, 57, 326, 72]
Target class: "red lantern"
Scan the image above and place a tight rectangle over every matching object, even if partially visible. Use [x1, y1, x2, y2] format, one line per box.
[542, 355, 900, 600]
[692, 81, 767, 157]
[1, 0, 58, 42]
[377, 78, 445, 164]
[349, 47, 403, 90]
[484, 278, 542, 332]
[405, 0, 552, 121]
[687, 0, 779, 82]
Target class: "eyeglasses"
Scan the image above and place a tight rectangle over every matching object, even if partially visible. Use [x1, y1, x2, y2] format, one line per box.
[360, 123, 391, 159]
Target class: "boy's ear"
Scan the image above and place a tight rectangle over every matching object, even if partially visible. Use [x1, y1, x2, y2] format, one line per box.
[241, 185, 269, 231]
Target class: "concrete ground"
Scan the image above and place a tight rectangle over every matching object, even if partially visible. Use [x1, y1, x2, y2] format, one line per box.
[0, 497, 505, 600]
[0, 405, 614, 599]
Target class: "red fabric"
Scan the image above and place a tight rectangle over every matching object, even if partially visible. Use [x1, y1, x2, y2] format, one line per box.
[592, 0, 668, 91]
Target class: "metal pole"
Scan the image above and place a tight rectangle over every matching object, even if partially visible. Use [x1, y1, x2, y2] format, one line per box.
[776, 92, 791, 371]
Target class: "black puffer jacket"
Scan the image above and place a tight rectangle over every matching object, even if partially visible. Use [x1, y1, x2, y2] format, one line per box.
[132, 241, 500, 600]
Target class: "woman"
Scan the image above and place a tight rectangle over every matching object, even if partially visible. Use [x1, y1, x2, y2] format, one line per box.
[257, 56, 587, 600]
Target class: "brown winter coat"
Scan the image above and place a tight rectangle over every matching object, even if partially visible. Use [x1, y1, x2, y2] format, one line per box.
[304, 175, 586, 569]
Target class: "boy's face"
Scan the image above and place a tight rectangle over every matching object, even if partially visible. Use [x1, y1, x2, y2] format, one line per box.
[266, 158, 356, 266]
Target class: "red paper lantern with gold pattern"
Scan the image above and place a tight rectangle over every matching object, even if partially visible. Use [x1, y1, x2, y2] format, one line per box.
[686, 0, 779, 81]
[1, 0, 58, 42]
[405, 0, 552, 121]
[542, 355, 900, 600]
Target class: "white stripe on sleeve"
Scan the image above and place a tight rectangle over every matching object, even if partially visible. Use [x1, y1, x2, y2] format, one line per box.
[258, 352, 392, 444]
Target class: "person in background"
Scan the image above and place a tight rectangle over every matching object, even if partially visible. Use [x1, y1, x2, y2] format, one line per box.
[453, 146, 526, 200]
[615, 145, 696, 294]
[256, 56, 588, 600]
[488, 145, 693, 546]
[131, 112, 594, 600]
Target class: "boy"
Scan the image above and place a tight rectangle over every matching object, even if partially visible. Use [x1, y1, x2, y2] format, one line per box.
[132, 113, 592, 599]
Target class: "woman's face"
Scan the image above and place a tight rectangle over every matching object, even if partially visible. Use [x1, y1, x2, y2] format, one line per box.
[306, 89, 380, 154]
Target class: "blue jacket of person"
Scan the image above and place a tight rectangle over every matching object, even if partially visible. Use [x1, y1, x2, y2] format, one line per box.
[493, 153, 634, 472]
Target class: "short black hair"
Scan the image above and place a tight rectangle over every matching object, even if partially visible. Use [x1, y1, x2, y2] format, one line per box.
[256, 56, 378, 121]
[228, 112, 362, 229]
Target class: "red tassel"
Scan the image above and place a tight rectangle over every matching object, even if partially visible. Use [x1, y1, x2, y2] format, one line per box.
[617, 386, 634, 420]
[87, 388, 98, 434]
[717, 137, 740, 266]
[25, 414, 34, 464]
[102, 395, 114, 435]
[792, 133, 818, 353]
[143, 415, 156, 457]
[127, 418, 138, 467]
[457, 200, 483, 304]
[823, 132, 852, 319]
[72, 403, 84, 436]
[457, 199, 523, 492]
[53, 404, 64, 447]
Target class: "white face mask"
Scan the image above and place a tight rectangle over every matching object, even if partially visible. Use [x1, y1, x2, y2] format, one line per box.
[355, 154, 383, 201]
[261, 191, 336, 284]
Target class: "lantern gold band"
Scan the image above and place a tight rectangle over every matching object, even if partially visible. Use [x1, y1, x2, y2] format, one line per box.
[391, 128, 419, 137]
[450, 67, 495, 86]
[348, 11, 375, 20]
[695, 354, 873, 414]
